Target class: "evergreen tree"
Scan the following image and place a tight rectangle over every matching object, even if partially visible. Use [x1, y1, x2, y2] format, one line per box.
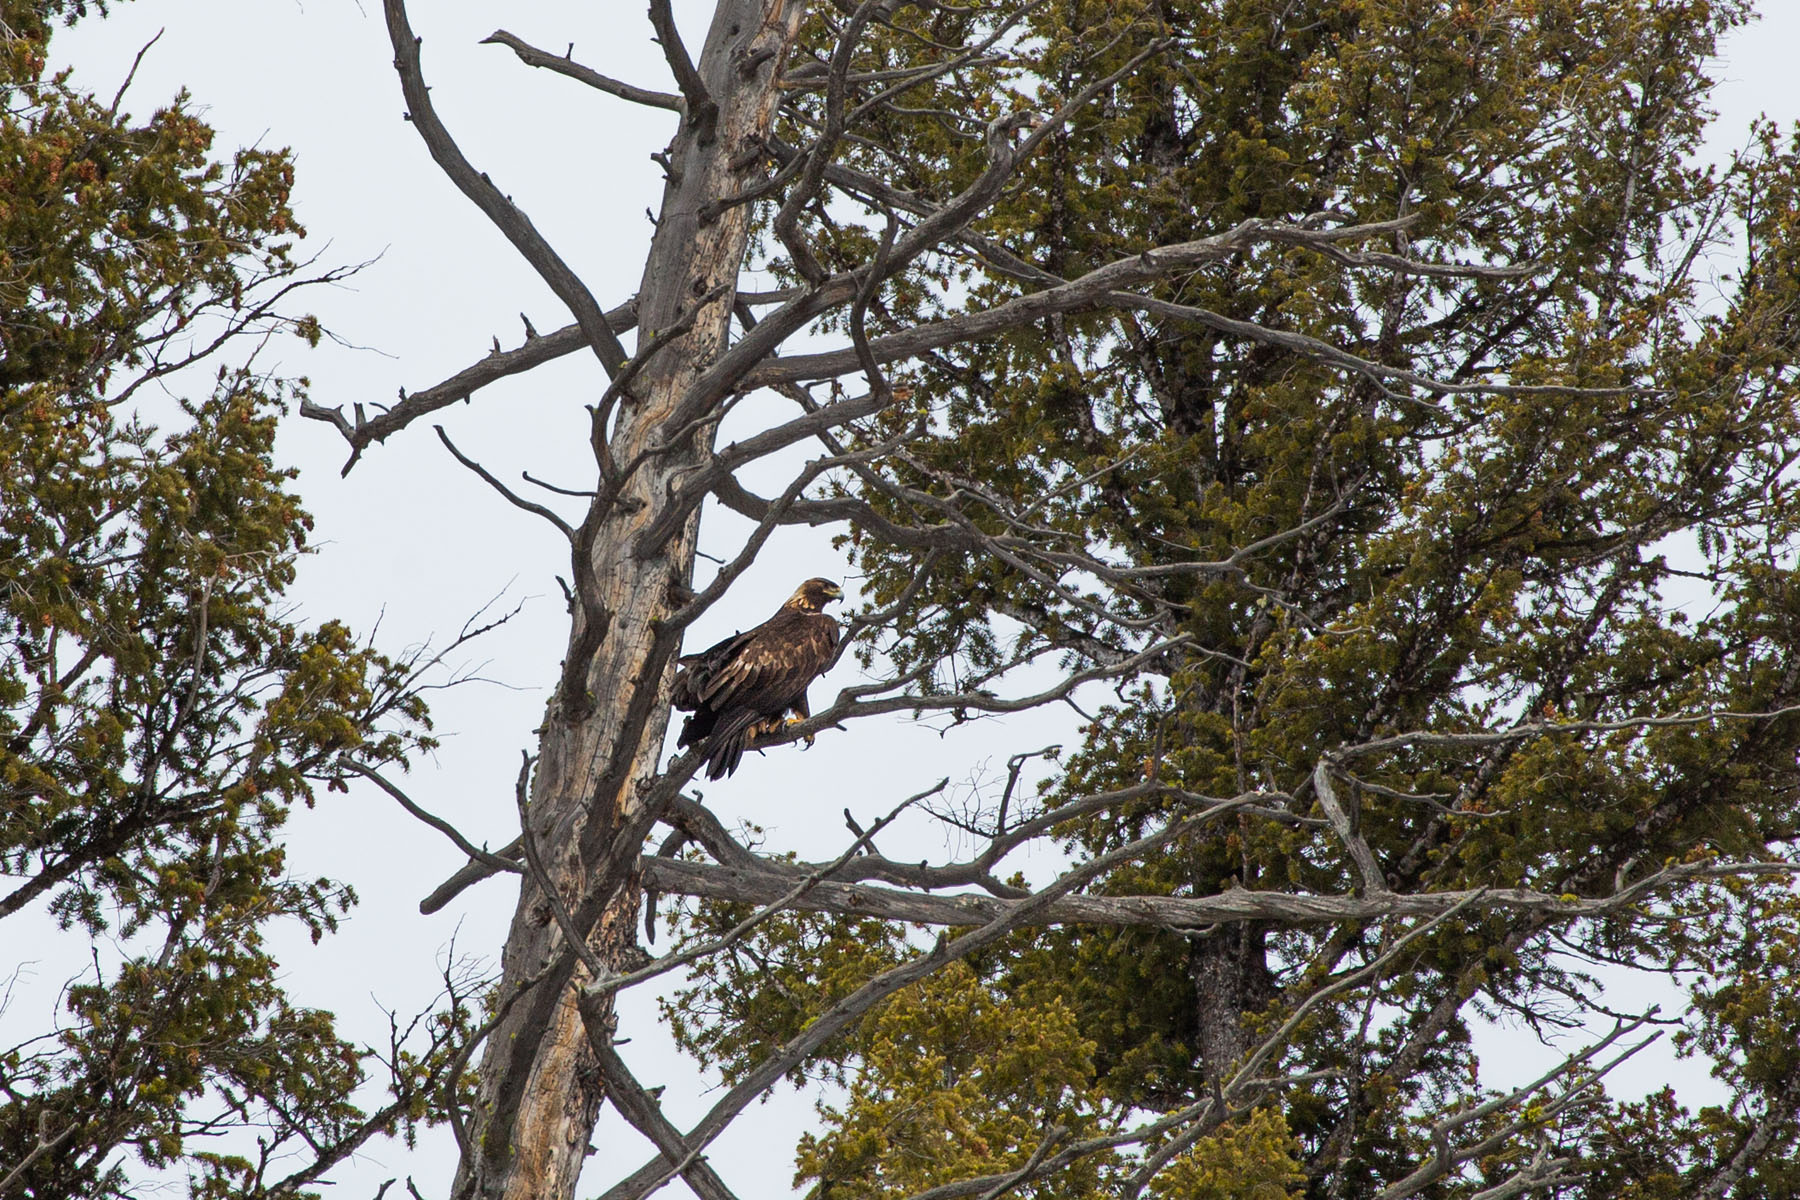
[0, 5, 465, 1194]
[662, 2, 1800, 1196]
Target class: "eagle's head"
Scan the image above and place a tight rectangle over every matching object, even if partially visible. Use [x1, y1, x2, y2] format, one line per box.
[786, 578, 845, 611]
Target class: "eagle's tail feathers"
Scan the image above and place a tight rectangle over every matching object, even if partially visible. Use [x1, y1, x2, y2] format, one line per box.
[702, 710, 759, 780]
[705, 734, 746, 781]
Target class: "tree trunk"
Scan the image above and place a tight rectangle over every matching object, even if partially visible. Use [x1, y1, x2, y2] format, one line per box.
[452, 4, 806, 1197]
[1190, 923, 1276, 1086]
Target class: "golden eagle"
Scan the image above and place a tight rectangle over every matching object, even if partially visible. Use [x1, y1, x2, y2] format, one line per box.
[672, 578, 843, 779]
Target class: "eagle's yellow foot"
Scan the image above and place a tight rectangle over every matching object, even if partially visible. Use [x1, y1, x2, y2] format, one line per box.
[783, 716, 816, 748]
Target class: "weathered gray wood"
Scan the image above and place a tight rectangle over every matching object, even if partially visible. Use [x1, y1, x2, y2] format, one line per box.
[429, 3, 808, 1198]
[636, 855, 1761, 928]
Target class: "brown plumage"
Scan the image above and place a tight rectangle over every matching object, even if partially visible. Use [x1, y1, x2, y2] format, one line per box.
[672, 578, 843, 780]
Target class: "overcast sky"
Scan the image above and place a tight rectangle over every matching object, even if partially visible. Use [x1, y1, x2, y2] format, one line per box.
[14, 2, 1800, 1194]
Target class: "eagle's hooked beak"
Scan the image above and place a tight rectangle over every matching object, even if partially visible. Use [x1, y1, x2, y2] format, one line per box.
[823, 582, 844, 601]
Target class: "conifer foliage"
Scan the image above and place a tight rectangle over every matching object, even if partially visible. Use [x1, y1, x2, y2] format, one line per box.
[655, 2, 1800, 1196]
[0, 5, 460, 1195]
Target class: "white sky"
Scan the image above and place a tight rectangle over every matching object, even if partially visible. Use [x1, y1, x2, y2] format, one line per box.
[12, 1, 1800, 1195]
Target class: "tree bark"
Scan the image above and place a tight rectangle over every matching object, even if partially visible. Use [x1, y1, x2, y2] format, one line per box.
[452, 4, 806, 1197]
[1189, 923, 1276, 1086]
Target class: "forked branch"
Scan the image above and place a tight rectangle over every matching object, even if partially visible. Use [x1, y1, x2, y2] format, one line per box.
[382, 0, 630, 375]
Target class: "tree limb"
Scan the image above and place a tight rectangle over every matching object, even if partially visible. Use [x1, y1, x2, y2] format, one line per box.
[382, 0, 630, 375]
[482, 30, 683, 111]
[299, 304, 636, 473]
[640, 855, 1796, 931]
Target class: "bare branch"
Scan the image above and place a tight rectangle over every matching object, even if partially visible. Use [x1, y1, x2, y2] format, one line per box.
[105, 26, 164, 115]
[640, 854, 1794, 932]
[632, 385, 895, 556]
[419, 836, 521, 914]
[382, 0, 630, 375]
[1122, 898, 1494, 1196]
[1114, 291, 1636, 402]
[435, 425, 576, 539]
[737, 218, 1417, 390]
[482, 30, 683, 112]
[974, 1124, 1071, 1200]
[648, 0, 715, 135]
[0, 1122, 78, 1195]
[591, 780, 941, 998]
[1314, 762, 1389, 895]
[583, 1035, 742, 1200]
[771, 0, 891, 285]
[298, 297, 637, 472]
[600, 792, 1254, 1200]
[662, 427, 924, 631]
[1374, 1017, 1661, 1200]
[343, 761, 524, 880]
[1340, 702, 1800, 760]
[1694, 1055, 1800, 1200]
